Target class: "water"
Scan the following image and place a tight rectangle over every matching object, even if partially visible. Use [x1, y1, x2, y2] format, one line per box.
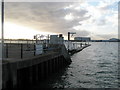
[34, 42, 119, 88]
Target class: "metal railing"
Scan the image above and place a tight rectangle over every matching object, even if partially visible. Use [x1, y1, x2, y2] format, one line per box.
[3, 42, 60, 59]
[4, 39, 43, 44]
[64, 41, 90, 50]
[3, 40, 90, 59]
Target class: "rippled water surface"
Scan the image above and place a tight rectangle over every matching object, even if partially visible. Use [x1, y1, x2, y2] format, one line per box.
[35, 42, 119, 88]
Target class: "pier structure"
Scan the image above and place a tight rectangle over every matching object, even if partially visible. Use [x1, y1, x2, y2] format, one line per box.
[2, 44, 71, 89]
[2, 34, 91, 89]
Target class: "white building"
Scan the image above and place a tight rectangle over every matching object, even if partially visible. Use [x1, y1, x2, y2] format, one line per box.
[50, 34, 64, 44]
[50, 35, 58, 44]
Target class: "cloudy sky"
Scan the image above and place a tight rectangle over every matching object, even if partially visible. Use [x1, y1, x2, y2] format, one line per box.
[4, 0, 119, 40]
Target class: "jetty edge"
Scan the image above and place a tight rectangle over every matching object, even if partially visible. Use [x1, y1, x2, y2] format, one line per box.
[2, 44, 71, 89]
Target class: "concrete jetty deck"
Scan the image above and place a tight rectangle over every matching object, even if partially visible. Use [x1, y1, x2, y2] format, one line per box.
[2, 43, 90, 89]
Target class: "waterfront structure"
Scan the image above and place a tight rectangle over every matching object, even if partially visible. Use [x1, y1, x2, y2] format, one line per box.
[50, 34, 64, 44]
[58, 34, 64, 44]
[50, 35, 58, 44]
[2, 34, 91, 89]
[109, 38, 119, 42]
[74, 37, 91, 42]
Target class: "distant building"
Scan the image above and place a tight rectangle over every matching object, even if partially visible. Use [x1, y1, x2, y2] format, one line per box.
[74, 37, 91, 42]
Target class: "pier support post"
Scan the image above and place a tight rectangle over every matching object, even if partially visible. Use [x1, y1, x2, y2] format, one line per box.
[9, 63, 17, 88]
[32, 65, 39, 84]
[44, 61, 49, 78]
[38, 64, 41, 81]
[57, 56, 59, 70]
[36, 65, 39, 82]
[60, 56, 63, 68]
[40, 63, 44, 80]
[52, 59, 55, 73]
[28, 66, 33, 86]
[2, 63, 10, 89]
[49, 59, 52, 74]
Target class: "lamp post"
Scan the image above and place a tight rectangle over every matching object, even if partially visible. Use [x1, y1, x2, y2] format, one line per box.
[0, 1, 4, 89]
[1, 0, 4, 60]
[68, 32, 76, 52]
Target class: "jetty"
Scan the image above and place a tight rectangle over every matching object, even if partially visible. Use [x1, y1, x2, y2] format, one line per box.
[2, 34, 91, 89]
[68, 44, 91, 55]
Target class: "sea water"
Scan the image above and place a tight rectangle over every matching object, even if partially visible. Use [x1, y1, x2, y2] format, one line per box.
[33, 42, 119, 88]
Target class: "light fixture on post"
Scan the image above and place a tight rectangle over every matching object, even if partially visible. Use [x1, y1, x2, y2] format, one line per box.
[68, 32, 76, 52]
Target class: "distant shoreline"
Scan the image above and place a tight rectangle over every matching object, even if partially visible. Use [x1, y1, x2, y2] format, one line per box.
[0, 39, 120, 42]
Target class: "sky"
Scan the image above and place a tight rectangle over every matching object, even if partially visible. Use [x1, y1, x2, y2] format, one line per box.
[3, 0, 119, 40]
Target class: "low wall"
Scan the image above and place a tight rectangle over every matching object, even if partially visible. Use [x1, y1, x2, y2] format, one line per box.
[2, 44, 71, 89]
[3, 43, 35, 59]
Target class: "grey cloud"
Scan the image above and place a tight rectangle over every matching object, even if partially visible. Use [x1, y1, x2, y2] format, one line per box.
[96, 34, 117, 39]
[73, 9, 88, 17]
[75, 30, 91, 37]
[100, 2, 118, 11]
[5, 2, 91, 37]
[100, 4, 111, 10]
[97, 19, 106, 26]
[64, 8, 88, 17]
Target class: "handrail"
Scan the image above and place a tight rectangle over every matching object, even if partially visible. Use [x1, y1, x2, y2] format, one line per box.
[3, 41, 90, 59]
